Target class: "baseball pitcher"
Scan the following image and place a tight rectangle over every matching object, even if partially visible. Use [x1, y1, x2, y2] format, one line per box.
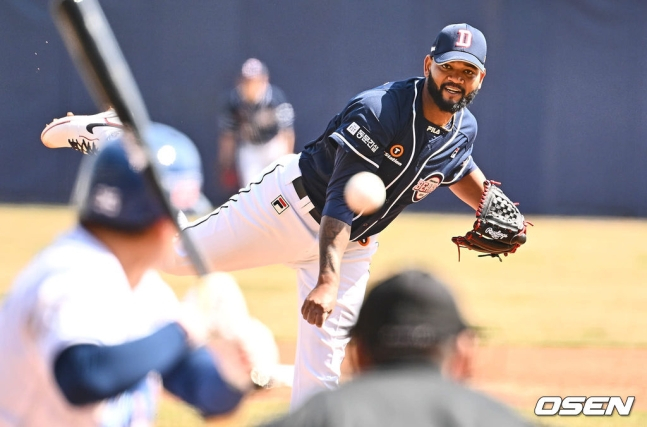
[161, 23, 530, 410]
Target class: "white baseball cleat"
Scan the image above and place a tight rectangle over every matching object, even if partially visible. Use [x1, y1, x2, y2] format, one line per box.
[40, 109, 123, 154]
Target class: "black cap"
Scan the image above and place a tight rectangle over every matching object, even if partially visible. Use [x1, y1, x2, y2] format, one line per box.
[431, 23, 487, 72]
[350, 269, 468, 363]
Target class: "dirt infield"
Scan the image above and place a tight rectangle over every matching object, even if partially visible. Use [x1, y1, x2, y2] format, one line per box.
[271, 342, 647, 414]
[470, 346, 647, 412]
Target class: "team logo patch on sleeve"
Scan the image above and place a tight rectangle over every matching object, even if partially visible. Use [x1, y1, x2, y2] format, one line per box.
[411, 174, 442, 202]
[271, 195, 290, 214]
[346, 122, 379, 153]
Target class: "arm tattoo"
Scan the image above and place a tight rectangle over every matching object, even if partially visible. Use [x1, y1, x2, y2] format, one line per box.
[318, 216, 351, 275]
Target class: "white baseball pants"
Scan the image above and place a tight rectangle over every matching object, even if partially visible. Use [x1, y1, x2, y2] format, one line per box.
[181, 153, 379, 409]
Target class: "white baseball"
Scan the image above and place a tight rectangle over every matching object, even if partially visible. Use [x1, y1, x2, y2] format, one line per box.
[344, 171, 386, 215]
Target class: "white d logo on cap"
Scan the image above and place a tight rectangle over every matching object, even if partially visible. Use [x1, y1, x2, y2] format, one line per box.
[455, 30, 473, 48]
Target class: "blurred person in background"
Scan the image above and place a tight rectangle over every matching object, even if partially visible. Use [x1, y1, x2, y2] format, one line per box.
[261, 269, 534, 427]
[0, 130, 266, 427]
[217, 58, 295, 192]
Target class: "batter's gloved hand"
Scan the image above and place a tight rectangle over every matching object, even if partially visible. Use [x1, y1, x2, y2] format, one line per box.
[451, 180, 531, 261]
[184, 273, 286, 391]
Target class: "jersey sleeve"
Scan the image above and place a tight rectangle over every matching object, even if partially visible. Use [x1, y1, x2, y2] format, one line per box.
[271, 86, 295, 129]
[54, 323, 190, 405]
[321, 146, 374, 225]
[443, 155, 478, 185]
[33, 271, 175, 369]
[442, 109, 479, 184]
[275, 103, 295, 129]
[328, 93, 398, 170]
[162, 347, 244, 416]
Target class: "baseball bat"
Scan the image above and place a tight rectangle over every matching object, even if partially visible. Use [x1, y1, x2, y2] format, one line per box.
[50, 0, 210, 277]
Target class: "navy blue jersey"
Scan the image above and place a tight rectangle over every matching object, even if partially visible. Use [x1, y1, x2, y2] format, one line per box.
[219, 84, 295, 145]
[299, 77, 478, 241]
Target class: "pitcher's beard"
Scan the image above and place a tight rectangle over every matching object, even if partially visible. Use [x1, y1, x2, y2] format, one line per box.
[426, 75, 479, 113]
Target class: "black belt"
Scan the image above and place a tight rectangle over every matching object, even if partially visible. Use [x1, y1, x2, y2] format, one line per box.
[292, 176, 321, 223]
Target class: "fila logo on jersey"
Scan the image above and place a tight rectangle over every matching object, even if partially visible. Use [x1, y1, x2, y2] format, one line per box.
[412, 175, 441, 202]
[426, 125, 441, 135]
[271, 195, 290, 214]
[455, 30, 472, 48]
[346, 122, 379, 153]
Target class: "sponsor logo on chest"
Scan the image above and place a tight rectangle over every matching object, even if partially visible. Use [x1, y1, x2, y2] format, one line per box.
[384, 144, 405, 166]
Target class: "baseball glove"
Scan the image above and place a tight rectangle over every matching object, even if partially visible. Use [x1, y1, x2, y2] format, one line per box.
[451, 180, 530, 261]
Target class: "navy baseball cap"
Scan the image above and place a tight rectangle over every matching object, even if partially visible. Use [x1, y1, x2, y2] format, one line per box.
[431, 23, 487, 72]
[349, 269, 469, 364]
[75, 123, 203, 231]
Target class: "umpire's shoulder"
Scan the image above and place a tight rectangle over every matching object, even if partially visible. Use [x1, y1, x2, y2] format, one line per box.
[258, 388, 336, 427]
[448, 380, 535, 426]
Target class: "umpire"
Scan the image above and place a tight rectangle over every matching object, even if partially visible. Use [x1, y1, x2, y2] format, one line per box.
[261, 269, 534, 427]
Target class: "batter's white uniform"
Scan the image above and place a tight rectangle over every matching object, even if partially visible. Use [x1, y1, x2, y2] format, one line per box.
[177, 153, 379, 409]
[0, 226, 180, 427]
